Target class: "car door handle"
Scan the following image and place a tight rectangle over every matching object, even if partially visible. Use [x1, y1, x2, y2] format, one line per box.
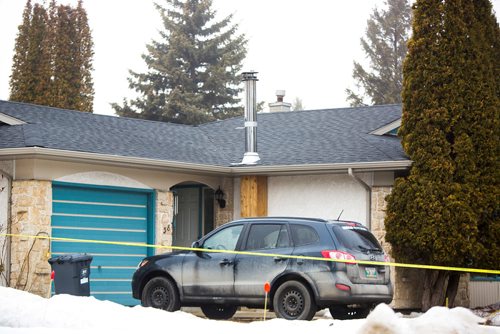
[296, 256, 304, 265]
[219, 259, 233, 266]
[273, 256, 286, 262]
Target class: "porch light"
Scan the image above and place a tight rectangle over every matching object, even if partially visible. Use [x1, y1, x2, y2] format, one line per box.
[215, 187, 226, 209]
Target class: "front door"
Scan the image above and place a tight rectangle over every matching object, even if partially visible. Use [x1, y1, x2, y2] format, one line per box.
[173, 187, 200, 247]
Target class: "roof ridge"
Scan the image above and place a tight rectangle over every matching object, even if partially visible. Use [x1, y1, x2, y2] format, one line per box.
[0, 100, 195, 128]
[198, 104, 403, 126]
[263, 103, 401, 115]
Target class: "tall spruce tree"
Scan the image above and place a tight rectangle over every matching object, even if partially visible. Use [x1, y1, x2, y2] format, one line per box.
[9, 0, 94, 112]
[112, 0, 247, 125]
[49, 1, 94, 112]
[384, 0, 499, 311]
[9, 1, 52, 105]
[345, 0, 411, 107]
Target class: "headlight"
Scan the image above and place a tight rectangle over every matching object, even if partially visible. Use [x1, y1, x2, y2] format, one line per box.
[137, 259, 149, 268]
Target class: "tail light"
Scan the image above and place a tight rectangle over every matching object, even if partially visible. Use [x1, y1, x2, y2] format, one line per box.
[321, 250, 356, 264]
[335, 283, 351, 292]
[384, 254, 390, 262]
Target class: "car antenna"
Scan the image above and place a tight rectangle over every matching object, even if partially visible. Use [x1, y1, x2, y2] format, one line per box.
[336, 209, 344, 221]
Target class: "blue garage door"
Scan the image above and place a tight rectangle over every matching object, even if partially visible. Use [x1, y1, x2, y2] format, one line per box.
[51, 181, 154, 305]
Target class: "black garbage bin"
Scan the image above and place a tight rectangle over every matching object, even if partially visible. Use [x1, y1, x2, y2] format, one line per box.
[48, 254, 93, 296]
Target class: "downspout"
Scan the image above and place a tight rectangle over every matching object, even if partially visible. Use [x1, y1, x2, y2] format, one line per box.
[348, 168, 372, 230]
[0, 168, 13, 287]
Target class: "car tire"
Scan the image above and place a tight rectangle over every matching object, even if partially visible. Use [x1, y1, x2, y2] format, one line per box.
[273, 280, 316, 320]
[200, 305, 237, 320]
[328, 305, 370, 320]
[141, 277, 180, 312]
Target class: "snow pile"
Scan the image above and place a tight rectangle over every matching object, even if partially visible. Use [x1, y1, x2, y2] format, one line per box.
[0, 287, 498, 334]
[360, 303, 498, 334]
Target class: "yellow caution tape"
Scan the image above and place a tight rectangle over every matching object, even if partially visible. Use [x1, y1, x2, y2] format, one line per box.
[2, 233, 499, 275]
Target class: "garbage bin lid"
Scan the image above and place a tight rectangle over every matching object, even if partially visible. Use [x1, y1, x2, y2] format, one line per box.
[48, 254, 93, 264]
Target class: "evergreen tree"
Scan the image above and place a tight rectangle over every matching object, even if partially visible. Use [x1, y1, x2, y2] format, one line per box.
[49, 1, 94, 112]
[292, 97, 304, 111]
[345, 0, 411, 107]
[385, 0, 499, 311]
[74, 0, 94, 112]
[112, 0, 247, 125]
[9, 0, 94, 112]
[9, 1, 52, 105]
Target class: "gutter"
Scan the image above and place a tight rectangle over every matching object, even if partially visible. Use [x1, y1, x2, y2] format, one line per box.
[348, 167, 372, 230]
[0, 147, 412, 176]
[0, 147, 231, 175]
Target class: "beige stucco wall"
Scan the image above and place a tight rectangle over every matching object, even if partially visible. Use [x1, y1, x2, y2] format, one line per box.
[267, 173, 371, 224]
[14, 158, 226, 192]
[9, 180, 52, 296]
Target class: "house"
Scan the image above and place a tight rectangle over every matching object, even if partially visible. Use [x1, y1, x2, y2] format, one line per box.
[0, 93, 472, 309]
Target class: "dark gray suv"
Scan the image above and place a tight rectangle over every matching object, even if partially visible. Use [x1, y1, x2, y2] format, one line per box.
[131, 217, 392, 320]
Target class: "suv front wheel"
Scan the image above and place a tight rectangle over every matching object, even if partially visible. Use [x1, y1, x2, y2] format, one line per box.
[273, 280, 316, 320]
[141, 277, 180, 312]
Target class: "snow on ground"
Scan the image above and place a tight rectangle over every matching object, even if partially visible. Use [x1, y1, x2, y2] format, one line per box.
[0, 287, 498, 334]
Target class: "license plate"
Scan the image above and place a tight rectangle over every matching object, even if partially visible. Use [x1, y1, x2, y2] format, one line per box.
[365, 267, 378, 278]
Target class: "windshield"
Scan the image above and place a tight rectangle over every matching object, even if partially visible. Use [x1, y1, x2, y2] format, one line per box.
[331, 225, 382, 253]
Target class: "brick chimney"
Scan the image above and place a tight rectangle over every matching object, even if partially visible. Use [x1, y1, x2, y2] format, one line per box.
[268, 90, 291, 112]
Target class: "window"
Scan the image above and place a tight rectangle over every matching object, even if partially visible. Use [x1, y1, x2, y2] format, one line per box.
[331, 225, 382, 252]
[203, 225, 243, 251]
[291, 224, 319, 246]
[245, 224, 290, 250]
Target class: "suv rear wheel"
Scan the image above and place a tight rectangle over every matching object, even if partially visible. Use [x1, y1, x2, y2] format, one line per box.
[273, 280, 316, 320]
[201, 305, 237, 320]
[141, 277, 180, 312]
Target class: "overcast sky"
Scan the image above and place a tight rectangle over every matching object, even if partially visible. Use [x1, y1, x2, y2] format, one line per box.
[0, 0, 499, 115]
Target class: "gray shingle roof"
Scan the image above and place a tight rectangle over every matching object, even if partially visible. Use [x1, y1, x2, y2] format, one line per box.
[0, 100, 408, 167]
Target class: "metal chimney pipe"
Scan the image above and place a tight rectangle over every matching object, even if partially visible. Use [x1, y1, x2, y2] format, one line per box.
[241, 71, 260, 165]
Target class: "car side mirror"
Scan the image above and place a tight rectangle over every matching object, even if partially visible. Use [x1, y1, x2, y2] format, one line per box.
[191, 241, 204, 257]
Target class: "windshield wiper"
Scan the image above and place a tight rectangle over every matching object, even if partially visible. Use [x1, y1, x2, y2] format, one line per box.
[358, 245, 382, 253]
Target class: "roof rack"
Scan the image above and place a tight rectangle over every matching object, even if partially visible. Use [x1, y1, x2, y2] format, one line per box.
[237, 216, 328, 223]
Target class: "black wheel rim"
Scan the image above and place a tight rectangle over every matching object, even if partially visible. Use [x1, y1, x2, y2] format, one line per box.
[281, 289, 304, 318]
[151, 286, 169, 308]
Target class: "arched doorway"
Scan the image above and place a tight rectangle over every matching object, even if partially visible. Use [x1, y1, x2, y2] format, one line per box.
[171, 182, 215, 247]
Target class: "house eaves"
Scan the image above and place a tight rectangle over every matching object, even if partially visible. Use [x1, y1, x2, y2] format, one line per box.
[0, 112, 26, 125]
[0, 147, 412, 177]
[369, 118, 401, 135]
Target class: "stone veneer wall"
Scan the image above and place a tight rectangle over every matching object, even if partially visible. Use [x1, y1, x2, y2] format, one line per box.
[9, 180, 52, 297]
[371, 186, 469, 309]
[214, 177, 234, 228]
[155, 190, 174, 254]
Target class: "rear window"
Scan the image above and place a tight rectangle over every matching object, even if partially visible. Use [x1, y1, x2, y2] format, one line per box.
[331, 225, 382, 252]
[291, 224, 320, 246]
